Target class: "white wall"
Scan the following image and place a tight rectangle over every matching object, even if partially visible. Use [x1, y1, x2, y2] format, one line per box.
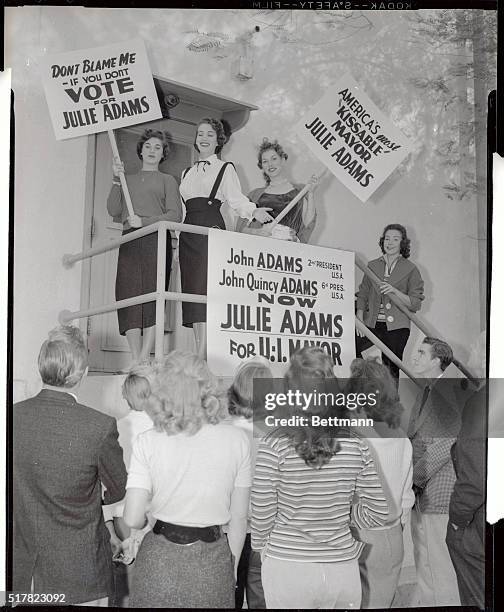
[6, 7, 488, 393]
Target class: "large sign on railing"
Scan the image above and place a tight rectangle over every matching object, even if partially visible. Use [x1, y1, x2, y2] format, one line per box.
[41, 39, 162, 140]
[207, 229, 355, 376]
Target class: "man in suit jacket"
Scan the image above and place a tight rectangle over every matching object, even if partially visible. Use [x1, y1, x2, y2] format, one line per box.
[408, 336, 461, 607]
[13, 326, 127, 606]
[446, 333, 486, 609]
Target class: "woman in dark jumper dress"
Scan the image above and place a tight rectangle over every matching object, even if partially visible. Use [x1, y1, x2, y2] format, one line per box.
[107, 129, 182, 366]
[179, 118, 273, 359]
[238, 138, 319, 243]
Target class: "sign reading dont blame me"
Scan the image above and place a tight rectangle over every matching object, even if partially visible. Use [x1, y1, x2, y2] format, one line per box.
[41, 39, 162, 140]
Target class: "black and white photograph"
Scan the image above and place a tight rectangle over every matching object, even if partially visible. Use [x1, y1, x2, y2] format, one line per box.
[3, 3, 498, 609]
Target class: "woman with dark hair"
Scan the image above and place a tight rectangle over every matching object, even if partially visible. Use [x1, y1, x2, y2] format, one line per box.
[238, 138, 318, 242]
[356, 223, 424, 380]
[107, 128, 182, 366]
[179, 118, 273, 359]
[346, 358, 414, 608]
[227, 359, 272, 610]
[123, 351, 251, 608]
[251, 347, 388, 609]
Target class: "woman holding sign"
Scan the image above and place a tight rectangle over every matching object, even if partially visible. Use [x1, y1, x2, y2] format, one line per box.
[238, 138, 318, 242]
[355, 224, 424, 380]
[179, 118, 273, 359]
[107, 129, 182, 367]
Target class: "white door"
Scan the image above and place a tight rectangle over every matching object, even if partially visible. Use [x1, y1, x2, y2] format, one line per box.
[86, 123, 195, 372]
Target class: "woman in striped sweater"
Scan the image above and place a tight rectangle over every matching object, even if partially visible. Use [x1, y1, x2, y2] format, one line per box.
[251, 347, 388, 609]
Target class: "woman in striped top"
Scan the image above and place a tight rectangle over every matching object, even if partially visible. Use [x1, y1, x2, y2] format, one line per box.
[251, 347, 388, 609]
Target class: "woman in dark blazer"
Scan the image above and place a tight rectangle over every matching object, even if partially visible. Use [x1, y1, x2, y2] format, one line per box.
[356, 223, 424, 380]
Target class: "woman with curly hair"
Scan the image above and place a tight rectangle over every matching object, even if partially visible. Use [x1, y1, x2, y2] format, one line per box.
[179, 118, 273, 359]
[251, 346, 388, 609]
[238, 138, 318, 242]
[346, 358, 414, 608]
[356, 223, 425, 381]
[123, 351, 251, 608]
[107, 128, 182, 366]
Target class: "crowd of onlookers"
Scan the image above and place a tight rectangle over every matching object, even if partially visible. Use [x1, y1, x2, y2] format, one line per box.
[12, 325, 486, 608]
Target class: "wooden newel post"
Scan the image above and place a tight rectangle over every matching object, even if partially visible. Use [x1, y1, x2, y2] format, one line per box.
[107, 129, 135, 218]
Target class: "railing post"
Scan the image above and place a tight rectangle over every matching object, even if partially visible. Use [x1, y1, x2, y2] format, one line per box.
[355, 255, 478, 385]
[155, 223, 167, 361]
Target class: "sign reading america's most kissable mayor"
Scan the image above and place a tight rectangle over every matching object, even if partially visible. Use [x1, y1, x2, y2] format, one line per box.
[296, 73, 413, 202]
[41, 39, 162, 140]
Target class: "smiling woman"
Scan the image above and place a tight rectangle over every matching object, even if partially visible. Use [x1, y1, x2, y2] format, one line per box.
[355, 223, 425, 381]
[178, 117, 273, 359]
[106, 128, 182, 367]
[238, 138, 319, 243]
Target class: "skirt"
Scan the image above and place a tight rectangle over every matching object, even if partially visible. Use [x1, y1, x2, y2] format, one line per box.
[129, 531, 235, 608]
[179, 197, 225, 327]
[115, 228, 172, 335]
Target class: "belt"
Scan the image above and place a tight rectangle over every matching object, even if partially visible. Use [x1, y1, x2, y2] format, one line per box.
[153, 520, 221, 545]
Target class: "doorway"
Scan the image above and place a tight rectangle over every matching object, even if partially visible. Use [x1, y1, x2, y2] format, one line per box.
[81, 77, 258, 372]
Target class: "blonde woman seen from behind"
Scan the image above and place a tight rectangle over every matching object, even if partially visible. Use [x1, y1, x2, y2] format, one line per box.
[123, 351, 251, 608]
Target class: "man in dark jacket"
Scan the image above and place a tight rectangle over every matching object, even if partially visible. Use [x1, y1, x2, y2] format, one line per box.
[408, 337, 461, 607]
[13, 325, 127, 605]
[446, 333, 486, 609]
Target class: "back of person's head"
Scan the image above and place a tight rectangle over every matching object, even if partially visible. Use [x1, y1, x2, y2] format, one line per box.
[228, 359, 273, 420]
[38, 325, 88, 388]
[347, 358, 403, 428]
[285, 346, 335, 387]
[423, 336, 453, 371]
[122, 363, 154, 411]
[145, 350, 228, 435]
[284, 347, 341, 469]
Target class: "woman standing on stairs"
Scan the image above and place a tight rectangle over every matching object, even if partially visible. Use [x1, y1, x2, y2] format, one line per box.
[179, 118, 273, 359]
[355, 223, 424, 381]
[107, 129, 182, 368]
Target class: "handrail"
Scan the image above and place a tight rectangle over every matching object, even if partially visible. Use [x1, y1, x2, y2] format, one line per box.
[60, 287, 420, 385]
[355, 319, 421, 387]
[61, 220, 212, 359]
[59, 290, 207, 323]
[60, 220, 474, 383]
[355, 254, 478, 386]
[62, 220, 211, 268]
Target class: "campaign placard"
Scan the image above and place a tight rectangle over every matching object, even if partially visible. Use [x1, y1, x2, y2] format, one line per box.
[296, 73, 413, 202]
[207, 229, 355, 377]
[41, 39, 162, 140]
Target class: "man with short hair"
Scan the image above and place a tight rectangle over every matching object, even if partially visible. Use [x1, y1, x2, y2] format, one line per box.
[408, 336, 461, 607]
[13, 326, 127, 606]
